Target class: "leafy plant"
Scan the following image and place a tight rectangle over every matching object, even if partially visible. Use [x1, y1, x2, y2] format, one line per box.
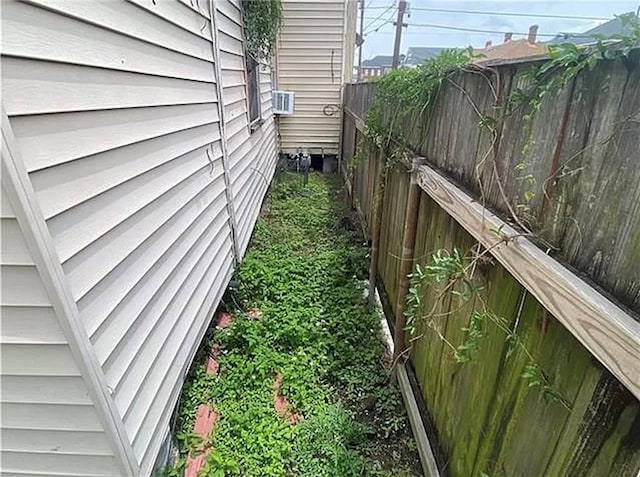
[403, 246, 571, 411]
[455, 311, 488, 363]
[242, 0, 282, 61]
[508, 16, 640, 155]
[171, 173, 421, 476]
[365, 48, 475, 152]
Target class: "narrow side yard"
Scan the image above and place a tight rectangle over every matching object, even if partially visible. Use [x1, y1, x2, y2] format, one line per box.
[170, 172, 420, 476]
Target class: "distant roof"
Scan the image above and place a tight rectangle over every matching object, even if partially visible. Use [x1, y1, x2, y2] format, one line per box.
[547, 13, 636, 45]
[403, 47, 445, 66]
[362, 55, 393, 67]
[474, 39, 548, 65]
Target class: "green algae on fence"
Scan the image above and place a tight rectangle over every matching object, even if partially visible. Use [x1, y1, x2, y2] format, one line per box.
[352, 155, 640, 475]
[171, 173, 421, 477]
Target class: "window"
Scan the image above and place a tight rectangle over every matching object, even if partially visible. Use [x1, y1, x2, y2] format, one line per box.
[245, 55, 260, 125]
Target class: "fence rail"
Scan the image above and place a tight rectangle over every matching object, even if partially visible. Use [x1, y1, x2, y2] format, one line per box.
[341, 55, 640, 476]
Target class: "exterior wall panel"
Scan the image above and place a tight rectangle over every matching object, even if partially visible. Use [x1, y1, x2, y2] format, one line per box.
[0, 213, 119, 475]
[277, 0, 356, 154]
[1, 0, 278, 474]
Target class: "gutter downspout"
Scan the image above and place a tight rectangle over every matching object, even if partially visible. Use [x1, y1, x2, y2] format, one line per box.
[209, 0, 241, 265]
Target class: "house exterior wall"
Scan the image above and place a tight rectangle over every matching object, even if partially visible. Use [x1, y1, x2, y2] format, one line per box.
[0, 0, 278, 475]
[1, 187, 124, 476]
[276, 0, 357, 155]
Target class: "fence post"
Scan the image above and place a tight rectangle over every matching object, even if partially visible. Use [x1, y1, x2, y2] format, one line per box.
[393, 157, 425, 360]
[368, 151, 386, 306]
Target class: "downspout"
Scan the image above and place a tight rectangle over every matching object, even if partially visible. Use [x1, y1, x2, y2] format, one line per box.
[209, 0, 241, 265]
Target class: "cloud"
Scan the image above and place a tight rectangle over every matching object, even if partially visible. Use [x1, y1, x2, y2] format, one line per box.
[481, 16, 515, 30]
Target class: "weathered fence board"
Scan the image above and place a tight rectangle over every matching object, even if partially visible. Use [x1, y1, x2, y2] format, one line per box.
[340, 53, 640, 476]
[416, 163, 640, 400]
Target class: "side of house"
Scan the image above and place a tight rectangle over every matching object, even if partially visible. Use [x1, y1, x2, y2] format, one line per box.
[1, 0, 278, 475]
[276, 0, 357, 155]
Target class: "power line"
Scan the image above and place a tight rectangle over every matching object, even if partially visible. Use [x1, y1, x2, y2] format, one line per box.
[363, 1, 396, 34]
[404, 22, 599, 39]
[364, 19, 395, 36]
[365, 5, 612, 22]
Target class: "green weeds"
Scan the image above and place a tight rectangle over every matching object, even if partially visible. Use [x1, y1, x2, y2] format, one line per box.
[172, 173, 419, 476]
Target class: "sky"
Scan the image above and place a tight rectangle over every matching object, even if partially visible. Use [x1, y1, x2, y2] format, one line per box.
[360, 0, 640, 59]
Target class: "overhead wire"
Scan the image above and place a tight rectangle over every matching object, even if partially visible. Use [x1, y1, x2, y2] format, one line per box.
[364, 5, 612, 21]
[402, 22, 599, 39]
[364, 19, 395, 36]
[363, 1, 397, 35]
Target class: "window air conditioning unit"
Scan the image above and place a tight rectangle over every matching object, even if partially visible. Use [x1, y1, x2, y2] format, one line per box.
[272, 90, 295, 115]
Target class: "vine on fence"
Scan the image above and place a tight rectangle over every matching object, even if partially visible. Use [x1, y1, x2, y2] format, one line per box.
[404, 246, 572, 411]
[241, 0, 282, 61]
[507, 13, 640, 156]
[348, 49, 475, 194]
[365, 48, 475, 153]
[353, 20, 640, 410]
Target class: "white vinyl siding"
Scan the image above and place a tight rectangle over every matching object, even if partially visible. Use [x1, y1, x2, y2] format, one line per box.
[277, 0, 356, 154]
[214, 0, 279, 256]
[1, 0, 278, 475]
[1, 205, 119, 476]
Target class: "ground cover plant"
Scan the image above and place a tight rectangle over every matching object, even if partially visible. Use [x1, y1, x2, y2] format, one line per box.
[170, 172, 420, 476]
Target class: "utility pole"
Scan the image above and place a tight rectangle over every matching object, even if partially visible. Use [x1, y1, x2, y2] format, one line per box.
[357, 0, 365, 81]
[391, 0, 407, 69]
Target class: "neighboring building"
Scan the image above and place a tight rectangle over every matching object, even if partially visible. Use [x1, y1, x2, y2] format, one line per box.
[360, 55, 394, 80]
[403, 47, 445, 66]
[0, 0, 352, 475]
[276, 0, 357, 156]
[474, 25, 548, 65]
[547, 12, 638, 45]
[358, 47, 444, 79]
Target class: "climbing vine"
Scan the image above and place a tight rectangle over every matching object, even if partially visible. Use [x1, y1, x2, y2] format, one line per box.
[403, 246, 572, 411]
[508, 12, 640, 156]
[347, 49, 476, 196]
[352, 22, 640, 412]
[365, 48, 476, 152]
[242, 0, 282, 61]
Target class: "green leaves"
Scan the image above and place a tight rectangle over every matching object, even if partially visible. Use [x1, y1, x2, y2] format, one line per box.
[364, 49, 473, 147]
[509, 22, 639, 159]
[242, 0, 282, 61]
[171, 173, 418, 476]
[402, 245, 571, 411]
[424, 248, 465, 283]
[455, 311, 488, 363]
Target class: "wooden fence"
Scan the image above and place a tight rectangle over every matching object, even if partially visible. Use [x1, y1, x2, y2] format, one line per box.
[341, 57, 640, 477]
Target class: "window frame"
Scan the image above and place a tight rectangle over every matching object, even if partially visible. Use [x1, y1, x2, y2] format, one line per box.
[244, 53, 262, 132]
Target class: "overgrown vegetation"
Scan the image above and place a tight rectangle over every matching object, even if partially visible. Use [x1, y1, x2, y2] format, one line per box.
[169, 173, 420, 476]
[364, 48, 475, 154]
[508, 13, 640, 157]
[241, 0, 282, 61]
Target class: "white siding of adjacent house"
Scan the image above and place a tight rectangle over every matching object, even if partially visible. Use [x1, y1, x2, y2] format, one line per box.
[1, 0, 278, 475]
[276, 0, 356, 155]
